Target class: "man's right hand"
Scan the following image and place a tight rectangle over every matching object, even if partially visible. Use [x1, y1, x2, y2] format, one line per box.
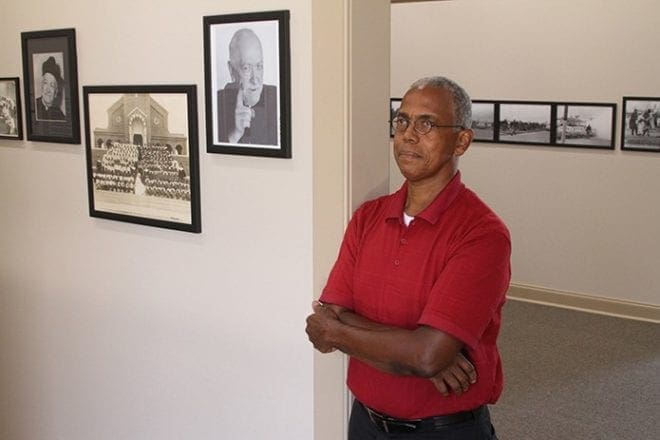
[429, 352, 476, 397]
[228, 87, 254, 143]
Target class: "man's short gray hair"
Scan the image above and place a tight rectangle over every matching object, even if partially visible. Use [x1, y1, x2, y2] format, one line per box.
[409, 76, 472, 129]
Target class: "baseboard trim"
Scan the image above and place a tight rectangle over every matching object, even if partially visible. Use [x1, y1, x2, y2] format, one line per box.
[507, 283, 660, 323]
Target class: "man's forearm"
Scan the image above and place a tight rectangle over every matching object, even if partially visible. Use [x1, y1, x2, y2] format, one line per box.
[319, 304, 462, 378]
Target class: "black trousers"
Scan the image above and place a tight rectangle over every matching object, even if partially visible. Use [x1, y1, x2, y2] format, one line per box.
[348, 400, 499, 440]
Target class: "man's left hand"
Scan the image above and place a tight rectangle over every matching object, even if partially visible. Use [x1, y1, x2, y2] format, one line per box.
[429, 352, 476, 396]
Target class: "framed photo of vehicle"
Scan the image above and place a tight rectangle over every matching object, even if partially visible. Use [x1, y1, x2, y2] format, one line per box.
[0, 77, 23, 140]
[83, 85, 201, 233]
[554, 103, 616, 149]
[389, 98, 402, 138]
[204, 10, 291, 158]
[498, 102, 552, 146]
[471, 100, 497, 143]
[21, 28, 80, 144]
[621, 97, 660, 152]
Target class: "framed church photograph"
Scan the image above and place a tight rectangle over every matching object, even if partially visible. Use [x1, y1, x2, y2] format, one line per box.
[203, 10, 291, 158]
[21, 28, 80, 143]
[83, 85, 201, 233]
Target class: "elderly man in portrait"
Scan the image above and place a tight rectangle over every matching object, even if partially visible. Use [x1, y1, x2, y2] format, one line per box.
[217, 28, 277, 145]
[35, 55, 66, 121]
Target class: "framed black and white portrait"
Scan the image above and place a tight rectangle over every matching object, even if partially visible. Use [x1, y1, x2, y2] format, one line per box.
[83, 85, 201, 233]
[621, 97, 660, 152]
[204, 10, 291, 158]
[498, 102, 552, 145]
[554, 103, 615, 149]
[471, 100, 496, 143]
[21, 28, 80, 144]
[0, 77, 23, 140]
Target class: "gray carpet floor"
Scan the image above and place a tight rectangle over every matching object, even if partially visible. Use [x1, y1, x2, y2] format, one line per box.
[490, 299, 660, 439]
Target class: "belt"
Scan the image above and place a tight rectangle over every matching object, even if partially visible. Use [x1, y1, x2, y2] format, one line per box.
[361, 402, 486, 434]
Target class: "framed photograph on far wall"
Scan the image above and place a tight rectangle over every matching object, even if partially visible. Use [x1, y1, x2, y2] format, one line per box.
[203, 10, 291, 158]
[471, 100, 497, 143]
[554, 103, 615, 149]
[621, 97, 660, 152]
[389, 98, 402, 138]
[499, 102, 552, 145]
[0, 77, 23, 140]
[21, 28, 80, 144]
[83, 85, 201, 233]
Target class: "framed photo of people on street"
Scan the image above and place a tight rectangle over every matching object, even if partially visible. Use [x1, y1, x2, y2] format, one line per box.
[83, 85, 201, 233]
[471, 100, 497, 143]
[621, 97, 660, 152]
[390, 98, 402, 138]
[498, 102, 553, 146]
[21, 28, 80, 144]
[0, 77, 23, 140]
[204, 10, 291, 158]
[555, 103, 615, 150]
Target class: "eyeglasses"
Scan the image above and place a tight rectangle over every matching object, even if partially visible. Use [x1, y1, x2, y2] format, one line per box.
[390, 116, 465, 135]
[238, 62, 263, 77]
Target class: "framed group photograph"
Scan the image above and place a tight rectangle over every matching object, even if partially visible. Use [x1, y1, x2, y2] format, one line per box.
[83, 85, 201, 233]
[21, 28, 80, 144]
[389, 98, 402, 138]
[0, 77, 23, 140]
[621, 97, 660, 152]
[555, 103, 615, 149]
[204, 10, 291, 158]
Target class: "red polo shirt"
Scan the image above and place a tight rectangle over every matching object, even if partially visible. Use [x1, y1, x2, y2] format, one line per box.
[320, 172, 511, 419]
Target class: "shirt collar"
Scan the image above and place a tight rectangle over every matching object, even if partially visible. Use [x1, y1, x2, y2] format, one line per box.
[385, 171, 464, 225]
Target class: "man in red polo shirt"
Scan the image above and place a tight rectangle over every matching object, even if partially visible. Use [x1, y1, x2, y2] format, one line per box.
[306, 76, 510, 439]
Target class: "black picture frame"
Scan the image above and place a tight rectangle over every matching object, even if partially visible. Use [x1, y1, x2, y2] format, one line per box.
[204, 10, 291, 158]
[472, 100, 616, 150]
[498, 101, 553, 146]
[0, 77, 23, 140]
[389, 98, 402, 138]
[554, 103, 616, 149]
[21, 28, 80, 144]
[621, 97, 660, 152]
[83, 85, 201, 233]
[471, 100, 497, 143]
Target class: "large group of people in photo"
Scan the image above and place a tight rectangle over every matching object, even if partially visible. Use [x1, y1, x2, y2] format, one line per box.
[92, 141, 191, 201]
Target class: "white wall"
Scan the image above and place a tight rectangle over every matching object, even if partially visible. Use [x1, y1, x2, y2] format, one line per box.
[0, 1, 314, 439]
[391, 0, 660, 306]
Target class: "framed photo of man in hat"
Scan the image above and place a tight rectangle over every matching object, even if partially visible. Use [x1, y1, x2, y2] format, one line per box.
[21, 28, 80, 144]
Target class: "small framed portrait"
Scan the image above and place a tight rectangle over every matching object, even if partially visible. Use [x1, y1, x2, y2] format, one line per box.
[204, 10, 291, 158]
[21, 28, 80, 144]
[554, 103, 615, 149]
[0, 77, 23, 140]
[389, 98, 402, 138]
[471, 100, 497, 143]
[498, 102, 552, 145]
[621, 97, 660, 152]
[83, 85, 201, 233]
